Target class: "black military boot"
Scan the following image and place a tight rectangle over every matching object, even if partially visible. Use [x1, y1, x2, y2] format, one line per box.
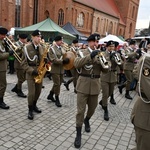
[110, 94, 116, 105]
[28, 105, 34, 120]
[125, 90, 132, 100]
[55, 96, 62, 107]
[118, 84, 125, 94]
[0, 97, 10, 109]
[33, 101, 42, 113]
[47, 91, 56, 102]
[84, 117, 90, 132]
[103, 106, 109, 121]
[11, 84, 18, 94]
[74, 127, 82, 148]
[17, 89, 27, 98]
[64, 81, 70, 91]
[99, 100, 104, 109]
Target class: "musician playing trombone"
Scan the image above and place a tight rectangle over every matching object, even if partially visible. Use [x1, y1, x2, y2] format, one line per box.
[11, 33, 28, 98]
[73, 33, 109, 148]
[47, 36, 68, 107]
[0, 27, 10, 109]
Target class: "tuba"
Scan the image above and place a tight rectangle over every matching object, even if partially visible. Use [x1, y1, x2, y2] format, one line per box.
[34, 43, 51, 84]
[4, 36, 22, 63]
[63, 51, 76, 70]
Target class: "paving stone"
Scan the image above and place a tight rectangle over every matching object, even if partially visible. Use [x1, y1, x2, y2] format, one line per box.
[0, 74, 137, 150]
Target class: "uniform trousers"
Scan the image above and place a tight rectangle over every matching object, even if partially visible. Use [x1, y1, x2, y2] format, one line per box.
[51, 74, 63, 96]
[27, 79, 42, 106]
[16, 69, 26, 89]
[76, 92, 98, 127]
[0, 71, 7, 97]
[124, 70, 133, 91]
[101, 81, 116, 106]
[70, 69, 78, 88]
[133, 126, 150, 150]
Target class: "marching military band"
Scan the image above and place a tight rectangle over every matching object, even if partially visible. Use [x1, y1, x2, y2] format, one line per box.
[0, 26, 150, 149]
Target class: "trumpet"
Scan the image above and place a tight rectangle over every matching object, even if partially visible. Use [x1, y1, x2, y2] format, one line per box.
[97, 52, 109, 69]
[111, 51, 122, 65]
[120, 49, 128, 59]
[4, 36, 22, 63]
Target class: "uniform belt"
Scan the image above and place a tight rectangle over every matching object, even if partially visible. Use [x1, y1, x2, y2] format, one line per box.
[110, 70, 117, 72]
[80, 74, 100, 79]
[29, 64, 37, 66]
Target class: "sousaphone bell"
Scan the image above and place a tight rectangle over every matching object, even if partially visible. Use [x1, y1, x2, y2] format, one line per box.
[63, 51, 76, 70]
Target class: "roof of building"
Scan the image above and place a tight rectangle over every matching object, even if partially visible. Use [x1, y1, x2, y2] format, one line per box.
[74, 0, 125, 25]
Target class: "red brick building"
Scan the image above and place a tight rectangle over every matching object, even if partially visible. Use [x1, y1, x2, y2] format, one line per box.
[0, 0, 140, 39]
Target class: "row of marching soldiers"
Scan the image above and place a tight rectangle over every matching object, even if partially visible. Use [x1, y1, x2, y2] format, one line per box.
[0, 26, 149, 149]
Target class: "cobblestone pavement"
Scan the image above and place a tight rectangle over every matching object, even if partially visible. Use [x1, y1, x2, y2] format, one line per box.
[0, 73, 137, 150]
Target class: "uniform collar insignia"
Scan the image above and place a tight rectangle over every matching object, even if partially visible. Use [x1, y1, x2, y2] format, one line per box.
[143, 68, 150, 76]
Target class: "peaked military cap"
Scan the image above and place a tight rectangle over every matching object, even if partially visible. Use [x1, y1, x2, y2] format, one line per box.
[0, 27, 8, 35]
[32, 30, 41, 36]
[106, 40, 115, 47]
[19, 34, 28, 39]
[87, 33, 100, 41]
[129, 40, 136, 45]
[54, 36, 63, 41]
[114, 41, 119, 47]
[72, 39, 78, 44]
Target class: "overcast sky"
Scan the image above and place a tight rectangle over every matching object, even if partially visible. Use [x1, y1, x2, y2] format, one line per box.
[136, 0, 150, 29]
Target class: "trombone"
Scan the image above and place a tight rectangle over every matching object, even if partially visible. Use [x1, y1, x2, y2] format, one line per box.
[4, 36, 22, 63]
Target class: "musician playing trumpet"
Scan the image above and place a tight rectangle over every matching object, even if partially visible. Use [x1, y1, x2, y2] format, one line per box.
[21, 30, 45, 120]
[99, 40, 122, 121]
[73, 33, 109, 148]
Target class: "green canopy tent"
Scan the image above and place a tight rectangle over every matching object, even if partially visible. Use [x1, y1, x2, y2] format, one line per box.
[15, 18, 76, 44]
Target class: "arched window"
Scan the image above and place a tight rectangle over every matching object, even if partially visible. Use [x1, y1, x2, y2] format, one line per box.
[15, 0, 21, 27]
[132, 6, 135, 18]
[58, 9, 64, 26]
[44, 10, 50, 18]
[96, 18, 99, 32]
[33, 0, 38, 24]
[76, 12, 84, 27]
[108, 22, 113, 34]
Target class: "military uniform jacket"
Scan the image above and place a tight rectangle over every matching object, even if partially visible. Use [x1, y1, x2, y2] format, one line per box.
[101, 50, 121, 83]
[0, 40, 9, 72]
[21, 43, 44, 79]
[124, 47, 138, 71]
[74, 47, 108, 95]
[48, 45, 65, 74]
[131, 56, 150, 131]
[14, 40, 24, 69]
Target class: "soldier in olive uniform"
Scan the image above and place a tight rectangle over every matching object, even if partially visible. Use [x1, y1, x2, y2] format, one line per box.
[0, 27, 10, 109]
[11, 34, 28, 98]
[21, 30, 44, 120]
[73, 34, 109, 148]
[123, 40, 141, 99]
[131, 53, 150, 150]
[64, 39, 79, 93]
[47, 36, 68, 107]
[99, 40, 122, 121]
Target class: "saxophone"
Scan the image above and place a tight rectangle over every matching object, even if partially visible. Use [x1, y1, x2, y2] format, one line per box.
[34, 43, 51, 84]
